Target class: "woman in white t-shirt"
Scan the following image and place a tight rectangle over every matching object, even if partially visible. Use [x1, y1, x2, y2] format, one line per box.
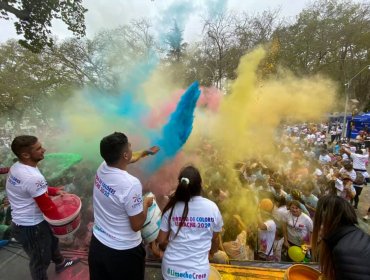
[154, 166, 223, 280]
[282, 200, 313, 261]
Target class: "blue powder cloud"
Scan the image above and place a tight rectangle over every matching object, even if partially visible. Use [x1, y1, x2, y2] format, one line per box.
[145, 81, 201, 172]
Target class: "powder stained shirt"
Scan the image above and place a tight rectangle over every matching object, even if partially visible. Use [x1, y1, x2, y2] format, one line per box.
[92, 162, 143, 250]
[160, 196, 223, 280]
[284, 212, 313, 246]
[258, 219, 276, 256]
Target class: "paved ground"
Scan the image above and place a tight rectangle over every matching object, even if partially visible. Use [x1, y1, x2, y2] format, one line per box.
[356, 183, 370, 234]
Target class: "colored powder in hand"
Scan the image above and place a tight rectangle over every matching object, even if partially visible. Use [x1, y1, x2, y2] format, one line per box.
[40, 153, 82, 181]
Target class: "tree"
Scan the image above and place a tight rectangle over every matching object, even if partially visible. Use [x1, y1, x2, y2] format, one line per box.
[197, 10, 281, 89]
[90, 19, 157, 92]
[183, 42, 216, 87]
[275, 0, 370, 107]
[202, 12, 237, 89]
[164, 21, 187, 62]
[0, 40, 81, 124]
[51, 19, 157, 93]
[51, 38, 106, 90]
[232, 10, 282, 80]
[0, 0, 87, 52]
[235, 10, 281, 51]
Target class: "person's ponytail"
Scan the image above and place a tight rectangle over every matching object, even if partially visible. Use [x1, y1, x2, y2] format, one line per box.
[161, 166, 202, 238]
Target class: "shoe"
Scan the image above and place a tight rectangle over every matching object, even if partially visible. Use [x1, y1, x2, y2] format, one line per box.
[55, 257, 80, 273]
[363, 215, 369, 221]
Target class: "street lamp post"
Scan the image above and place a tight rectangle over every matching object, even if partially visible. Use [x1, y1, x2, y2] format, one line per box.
[342, 64, 370, 139]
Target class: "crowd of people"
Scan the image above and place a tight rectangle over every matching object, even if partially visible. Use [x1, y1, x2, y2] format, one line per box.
[0, 121, 370, 279]
[190, 122, 370, 278]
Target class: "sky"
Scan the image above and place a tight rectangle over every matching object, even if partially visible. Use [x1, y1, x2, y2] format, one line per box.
[0, 0, 310, 43]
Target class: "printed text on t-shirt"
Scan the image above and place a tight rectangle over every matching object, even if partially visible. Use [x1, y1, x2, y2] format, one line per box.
[95, 175, 116, 197]
[7, 175, 20, 186]
[172, 216, 214, 229]
[167, 268, 207, 279]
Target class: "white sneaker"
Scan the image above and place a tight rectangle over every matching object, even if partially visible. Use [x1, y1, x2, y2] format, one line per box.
[363, 215, 369, 221]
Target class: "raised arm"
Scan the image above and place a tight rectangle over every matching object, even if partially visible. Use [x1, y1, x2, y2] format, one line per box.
[130, 146, 160, 164]
[340, 146, 351, 157]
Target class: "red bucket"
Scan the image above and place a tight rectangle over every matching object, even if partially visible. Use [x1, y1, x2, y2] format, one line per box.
[44, 194, 82, 238]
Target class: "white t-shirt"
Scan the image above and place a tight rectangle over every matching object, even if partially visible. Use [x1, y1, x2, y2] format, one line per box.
[6, 162, 48, 226]
[284, 212, 313, 246]
[160, 196, 223, 280]
[92, 162, 144, 250]
[307, 134, 316, 143]
[258, 219, 276, 255]
[319, 154, 331, 164]
[339, 168, 357, 181]
[273, 206, 289, 225]
[313, 168, 323, 176]
[350, 152, 368, 171]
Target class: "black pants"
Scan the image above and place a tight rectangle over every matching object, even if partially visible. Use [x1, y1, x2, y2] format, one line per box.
[11, 220, 64, 280]
[353, 186, 363, 208]
[88, 234, 146, 280]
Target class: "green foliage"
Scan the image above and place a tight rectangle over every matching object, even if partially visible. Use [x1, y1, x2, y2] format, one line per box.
[1, 0, 370, 124]
[276, 0, 370, 105]
[0, 40, 81, 122]
[0, 0, 87, 52]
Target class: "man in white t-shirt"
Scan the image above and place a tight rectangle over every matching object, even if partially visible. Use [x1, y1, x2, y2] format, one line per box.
[88, 132, 154, 280]
[6, 135, 79, 280]
[342, 146, 369, 182]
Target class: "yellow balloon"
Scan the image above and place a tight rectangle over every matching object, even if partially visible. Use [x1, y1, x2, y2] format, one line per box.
[288, 246, 305, 262]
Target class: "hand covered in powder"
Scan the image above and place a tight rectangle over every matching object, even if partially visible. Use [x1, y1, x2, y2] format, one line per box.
[143, 146, 160, 156]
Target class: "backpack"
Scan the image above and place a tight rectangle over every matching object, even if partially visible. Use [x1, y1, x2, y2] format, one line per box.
[353, 171, 365, 185]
